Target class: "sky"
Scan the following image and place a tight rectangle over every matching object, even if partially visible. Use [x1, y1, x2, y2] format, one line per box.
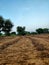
[0, 0, 49, 32]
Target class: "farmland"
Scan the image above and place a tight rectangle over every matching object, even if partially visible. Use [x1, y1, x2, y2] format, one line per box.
[0, 34, 49, 65]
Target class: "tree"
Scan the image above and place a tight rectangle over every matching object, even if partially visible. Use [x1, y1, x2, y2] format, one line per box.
[25, 31, 31, 35]
[2, 19, 13, 36]
[43, 28, 49, 33]
[36, 28, 43, 34]
[17, 26, 26, 35]
[0, 16, 4, 33]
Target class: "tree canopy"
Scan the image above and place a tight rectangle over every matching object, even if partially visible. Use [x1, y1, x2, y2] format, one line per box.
[36, 28, 44, 34]
[0, 16, 4, 33]
[2, 19, 13, 35]
[0, 16, 13, 36]
[17, 26, 26, 35]
[36, 28, 49, 34]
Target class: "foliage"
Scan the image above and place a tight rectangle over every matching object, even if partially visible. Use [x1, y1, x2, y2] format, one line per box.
[43, 28, 49, 33]
[2, 19, 13, 36]
[25, 31, 31, 35]
[0, 33, 3, 36]
[36, 28, 43, 34]
[36, 28, 49, 34]
[31, 32, 37, 35]
[0, 16, 49, 36]
[11, 32, 16, 36]
[17, 26, 26, 35]
[0, 16, 4, 32]
[0, 16, 13, 36]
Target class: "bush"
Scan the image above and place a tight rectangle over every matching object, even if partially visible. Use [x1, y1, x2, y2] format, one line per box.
[31, 32, 37, 35]
[10, 32, 16, 36]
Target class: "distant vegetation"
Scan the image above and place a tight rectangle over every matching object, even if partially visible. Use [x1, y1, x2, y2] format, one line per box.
[0, 16, 49, 36]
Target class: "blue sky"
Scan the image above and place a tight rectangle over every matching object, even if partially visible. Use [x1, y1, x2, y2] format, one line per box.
[0, 0, 49, 32]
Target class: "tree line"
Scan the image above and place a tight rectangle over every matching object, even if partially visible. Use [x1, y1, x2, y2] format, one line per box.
[0, 16, 49, 36]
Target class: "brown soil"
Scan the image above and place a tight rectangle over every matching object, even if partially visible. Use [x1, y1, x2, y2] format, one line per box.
[0, 34, 49, 65]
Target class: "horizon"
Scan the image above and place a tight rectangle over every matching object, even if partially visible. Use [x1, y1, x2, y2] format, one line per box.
[0, 0, 49, 32]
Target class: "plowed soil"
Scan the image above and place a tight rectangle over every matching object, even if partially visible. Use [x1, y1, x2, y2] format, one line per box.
[0, 34, 49, 65]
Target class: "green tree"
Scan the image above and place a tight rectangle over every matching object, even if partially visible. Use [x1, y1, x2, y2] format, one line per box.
[25, 31, 31, 35]
[2, 19, 13, 36]
[0, 16, 4, 33]
[36, 28, 43, 34]
[17, 26, 26, 35]
[43, 28, 49, 33]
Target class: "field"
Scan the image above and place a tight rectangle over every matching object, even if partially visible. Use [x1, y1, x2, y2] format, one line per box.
[0, 34, 49, 65]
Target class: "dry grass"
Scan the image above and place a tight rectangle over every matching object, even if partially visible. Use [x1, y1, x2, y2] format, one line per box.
[0, 34, 49, 65]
